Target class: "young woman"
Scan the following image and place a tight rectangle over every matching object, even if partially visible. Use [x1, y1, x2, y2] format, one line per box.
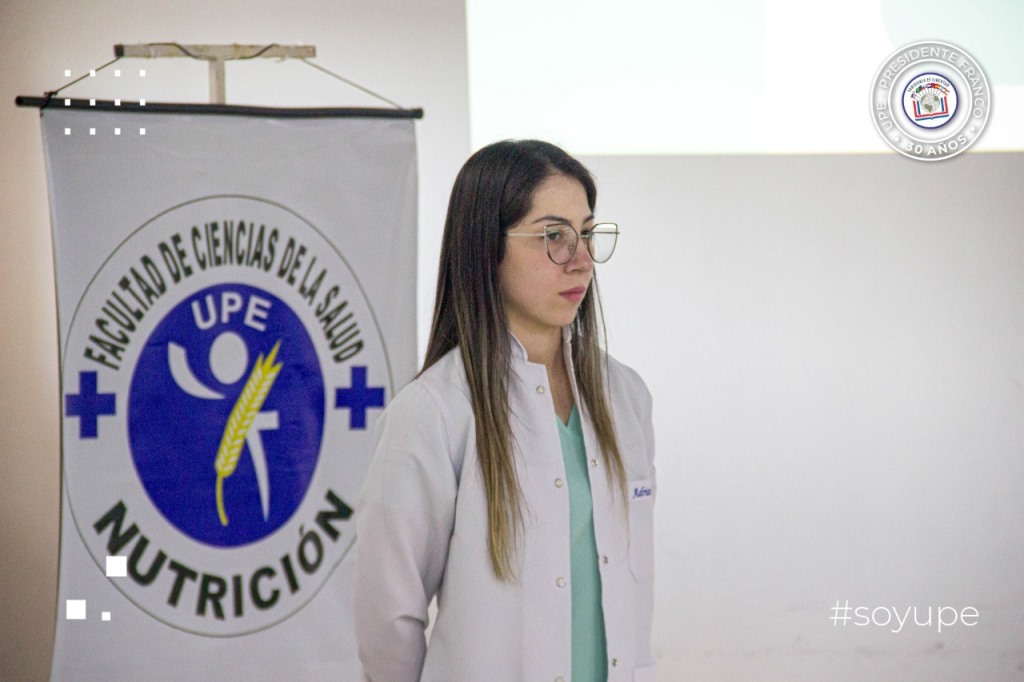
[354, 140, 655, 682]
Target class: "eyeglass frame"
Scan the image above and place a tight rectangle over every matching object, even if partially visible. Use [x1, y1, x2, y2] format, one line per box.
[505, 222, 619, 265]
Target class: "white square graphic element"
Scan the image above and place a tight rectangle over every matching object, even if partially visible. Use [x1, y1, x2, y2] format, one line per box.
[140, 128, 146, 136]
[64, 69, 71, 77]
[64, 99, 70, 106]
[140, 99, 146, 106]
[66, 600, 86, 620]
[115, 128, 121, 136]
[64, 128, 70, 136]
[114, 69, 121, 77]
[89, 99, 96, 106]
[106, 555, 127, 577]
[102, 612, 111, 621]
[89, 128, 96, 136]
[139, 69, 146, 77]
[114, 99, 121, 106]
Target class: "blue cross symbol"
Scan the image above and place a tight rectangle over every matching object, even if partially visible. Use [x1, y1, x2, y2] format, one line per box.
[334, 366, 385, 430]
[65, 371, 116, 439]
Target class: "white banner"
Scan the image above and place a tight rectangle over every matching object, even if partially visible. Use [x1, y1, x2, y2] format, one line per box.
[42, 105, 417, 680]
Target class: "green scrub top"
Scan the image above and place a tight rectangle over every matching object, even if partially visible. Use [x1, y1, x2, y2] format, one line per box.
[557, 404, 608, 681]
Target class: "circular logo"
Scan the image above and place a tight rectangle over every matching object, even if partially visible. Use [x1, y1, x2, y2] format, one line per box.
[128, 283, 325, 547]
[870, 41, 990, 161]
[61, 195, 392, 635]
[901, 73, 957, 129]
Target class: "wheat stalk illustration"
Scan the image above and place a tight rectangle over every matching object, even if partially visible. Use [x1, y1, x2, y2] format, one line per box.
[214, 340, 283, 526]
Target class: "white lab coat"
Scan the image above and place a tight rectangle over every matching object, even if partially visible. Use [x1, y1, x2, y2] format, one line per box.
[355, 330, 656, 682]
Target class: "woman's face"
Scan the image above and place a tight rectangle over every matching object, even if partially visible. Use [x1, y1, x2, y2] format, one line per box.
[499, 172, 595, 343]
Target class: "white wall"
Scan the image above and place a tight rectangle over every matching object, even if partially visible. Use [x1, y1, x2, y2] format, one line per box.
[584, 151, 1024, 680]
[467, 0, 1024, 154]
[0, 2, 469, 679]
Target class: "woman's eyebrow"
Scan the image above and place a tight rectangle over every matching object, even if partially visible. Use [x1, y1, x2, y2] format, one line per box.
[530, 213, 596, 225]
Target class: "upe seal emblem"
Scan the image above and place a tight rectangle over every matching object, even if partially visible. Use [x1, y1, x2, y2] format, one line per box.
[61, 195, 392, 636]
[870, 40, 990, 161]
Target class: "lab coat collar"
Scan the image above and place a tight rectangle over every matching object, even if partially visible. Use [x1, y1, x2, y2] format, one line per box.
[510, 333, 529, 362]
[509, 327, 581, 413]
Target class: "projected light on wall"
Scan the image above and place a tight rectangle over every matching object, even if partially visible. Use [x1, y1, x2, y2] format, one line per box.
[466, 0, 1023, 153]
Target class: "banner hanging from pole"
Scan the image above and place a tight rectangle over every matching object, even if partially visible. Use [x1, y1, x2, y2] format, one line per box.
[39, 102, 419, 680]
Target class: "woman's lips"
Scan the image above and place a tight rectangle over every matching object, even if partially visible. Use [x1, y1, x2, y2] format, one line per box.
[560, 286, 586, 302]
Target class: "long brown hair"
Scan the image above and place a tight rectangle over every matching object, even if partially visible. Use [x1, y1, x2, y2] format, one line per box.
[422, 140, 626, 580]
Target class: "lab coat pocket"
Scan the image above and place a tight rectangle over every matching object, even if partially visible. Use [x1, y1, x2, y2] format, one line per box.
[627, 477, 655, 583]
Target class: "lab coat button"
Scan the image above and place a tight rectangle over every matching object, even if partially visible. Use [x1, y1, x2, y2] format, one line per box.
[590, 458, 598, 468]
[536, 385, 545, 394]
[602, 555, 609, 564]
[611, 658, 618, 667]
[556, 577, 566, 588]
[554, 478, 564, 488]
[556, 678, 565, 682]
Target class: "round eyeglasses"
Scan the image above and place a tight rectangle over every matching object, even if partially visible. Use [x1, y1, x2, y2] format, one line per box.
[505, 223, 619, 265]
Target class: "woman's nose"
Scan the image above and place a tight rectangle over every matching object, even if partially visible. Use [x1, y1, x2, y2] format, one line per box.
[566, 239, 594, 271]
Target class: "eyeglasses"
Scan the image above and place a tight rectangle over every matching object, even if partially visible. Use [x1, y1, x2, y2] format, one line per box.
[505, 223, 619, 265]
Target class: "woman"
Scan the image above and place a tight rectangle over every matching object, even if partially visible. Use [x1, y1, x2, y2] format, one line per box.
[355, 140, 655, 682]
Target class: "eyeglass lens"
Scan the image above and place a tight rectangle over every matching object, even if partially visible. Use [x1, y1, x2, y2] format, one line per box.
[545, 224, 618, 264]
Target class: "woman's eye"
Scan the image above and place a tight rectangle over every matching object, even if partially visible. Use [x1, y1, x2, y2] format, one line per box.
[546, 229, 564, 241]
